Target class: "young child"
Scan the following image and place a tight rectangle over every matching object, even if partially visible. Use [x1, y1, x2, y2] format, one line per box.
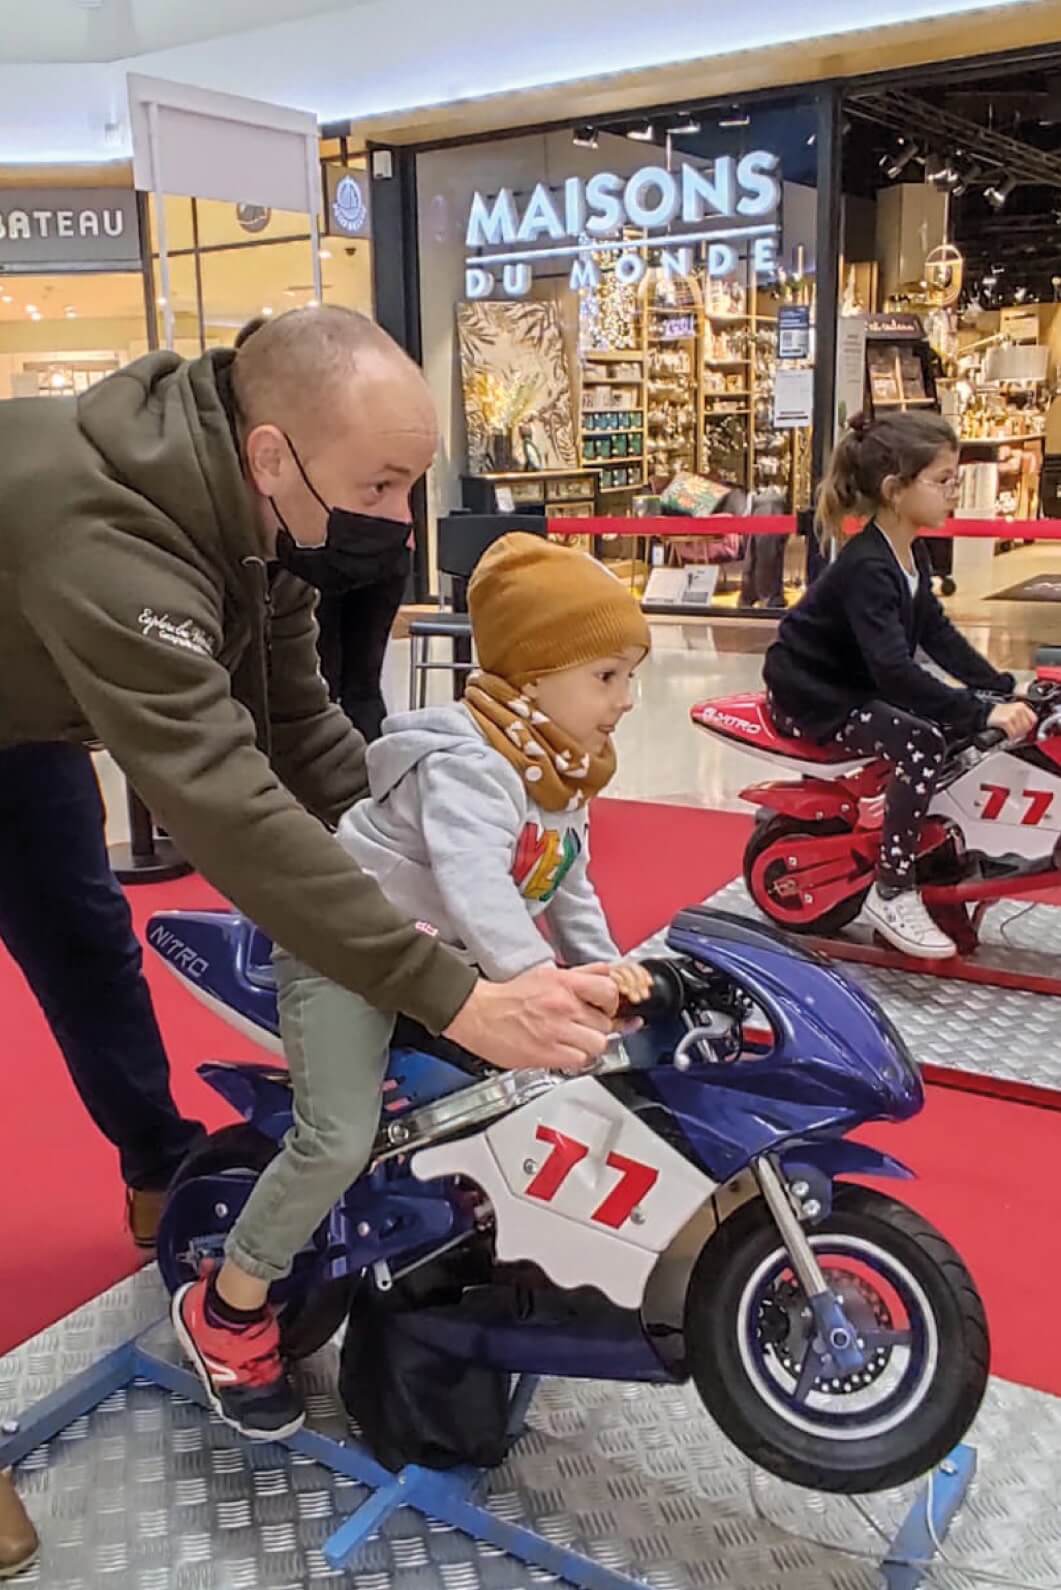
[764, 410, 1036, 960]
[174, 532, 652, 1438]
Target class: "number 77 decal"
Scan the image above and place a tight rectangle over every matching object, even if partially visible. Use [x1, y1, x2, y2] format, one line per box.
[979, 785, 1055, 825]
[525, 1125, 659, 1229]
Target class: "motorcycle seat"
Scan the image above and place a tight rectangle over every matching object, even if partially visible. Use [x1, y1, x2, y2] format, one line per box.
[691, 694, 869, 765]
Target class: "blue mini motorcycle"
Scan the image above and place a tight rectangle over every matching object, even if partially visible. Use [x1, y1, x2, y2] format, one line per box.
[149, 904, 988, 1493]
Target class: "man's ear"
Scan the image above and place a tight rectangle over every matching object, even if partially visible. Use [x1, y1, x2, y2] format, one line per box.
[244, 424, 288, 497]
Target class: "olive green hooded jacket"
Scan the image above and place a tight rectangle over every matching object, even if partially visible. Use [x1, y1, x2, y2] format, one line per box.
[0, 348, 476, 1031]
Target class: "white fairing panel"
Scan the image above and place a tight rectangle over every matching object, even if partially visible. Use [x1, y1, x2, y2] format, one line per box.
[932, 749, 1061, 862]
[412, 1077, 715, 1310]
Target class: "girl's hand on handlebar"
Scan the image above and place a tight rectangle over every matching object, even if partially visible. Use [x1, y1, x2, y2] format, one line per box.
[988, 700, 1038, 742]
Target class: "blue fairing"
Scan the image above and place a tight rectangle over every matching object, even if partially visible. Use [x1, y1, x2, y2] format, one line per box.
[146, 909, 279, 1039]
[642, 909, 923, 1183]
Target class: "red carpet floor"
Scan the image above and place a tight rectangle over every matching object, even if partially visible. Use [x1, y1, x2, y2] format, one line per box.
[2, 797, 1060, 1402]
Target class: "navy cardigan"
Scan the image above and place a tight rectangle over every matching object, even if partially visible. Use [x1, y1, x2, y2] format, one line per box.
[763, 523, 1014, 740]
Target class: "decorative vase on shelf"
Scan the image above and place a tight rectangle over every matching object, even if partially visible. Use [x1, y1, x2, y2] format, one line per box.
[486, 431, 514, 473]
[518, 423, 543, 472]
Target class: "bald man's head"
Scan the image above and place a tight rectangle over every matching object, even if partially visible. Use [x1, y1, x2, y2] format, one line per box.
[234, 305, 438, 556]
[232, 304, 425, 442]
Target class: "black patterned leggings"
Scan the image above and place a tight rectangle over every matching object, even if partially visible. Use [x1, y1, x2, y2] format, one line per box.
[771, 698, 947, 892]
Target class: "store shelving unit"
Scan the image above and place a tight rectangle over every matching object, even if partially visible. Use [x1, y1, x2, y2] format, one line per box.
[645, 283, 701, 483]
[701, 262, 755, 490]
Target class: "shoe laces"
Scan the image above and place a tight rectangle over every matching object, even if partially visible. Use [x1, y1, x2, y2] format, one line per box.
[889, 890, 943, 936]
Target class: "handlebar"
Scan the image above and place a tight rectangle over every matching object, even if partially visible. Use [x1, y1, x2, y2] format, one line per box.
[972, 727, 1009, 752]
[615, 958, 687, 1023]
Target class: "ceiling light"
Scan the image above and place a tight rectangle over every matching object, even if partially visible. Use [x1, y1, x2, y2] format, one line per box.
[667, 113, 701, 135]
[262, 305, 274, 316]
[985, 174, 1017, 210]
[49, 373, 68, 389]
[572, 126, 598, 149]
[0, 294, 11, 305]
[719, 111, 750, 128]
[29, 311, 41, 321]
[319, 248, 332, 260]
[24, 304, 37, 315]
[626, 121, 655, 142]
[883, 143, 920, 180]
[806, 132, 816, 147]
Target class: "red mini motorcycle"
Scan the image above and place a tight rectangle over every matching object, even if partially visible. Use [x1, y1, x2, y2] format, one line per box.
[692, 674, 1061, 952]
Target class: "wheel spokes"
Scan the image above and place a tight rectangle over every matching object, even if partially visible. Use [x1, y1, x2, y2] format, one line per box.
[792, 1340, 825, 1405]
[860, 1327, 913, 1351]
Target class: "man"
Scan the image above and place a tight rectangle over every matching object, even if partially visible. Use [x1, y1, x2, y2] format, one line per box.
[0, 305, 617, 1247]
[315, 572, 406, 742]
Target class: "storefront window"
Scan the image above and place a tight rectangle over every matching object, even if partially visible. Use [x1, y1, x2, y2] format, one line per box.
[840, 48, 1061, 607]
[416, 97, 819, 611]
[146, 155, 375, 354]
[0, 179, 146, 401]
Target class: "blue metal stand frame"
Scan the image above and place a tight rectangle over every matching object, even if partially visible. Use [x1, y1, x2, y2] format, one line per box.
[0, 1323, 977, 1590]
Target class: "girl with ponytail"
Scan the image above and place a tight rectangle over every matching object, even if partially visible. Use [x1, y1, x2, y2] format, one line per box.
[763, 410, 1035, 959]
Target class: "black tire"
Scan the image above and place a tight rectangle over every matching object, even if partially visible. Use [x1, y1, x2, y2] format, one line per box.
[161, 1124, 355, 1360]
[685, 1184, 989, 1493]
[744, 814, 869, 937]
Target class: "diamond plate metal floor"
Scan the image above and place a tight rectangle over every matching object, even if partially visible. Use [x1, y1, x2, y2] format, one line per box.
[4, 1268, 1061, 1589]
[640, 883, 1061, 1096]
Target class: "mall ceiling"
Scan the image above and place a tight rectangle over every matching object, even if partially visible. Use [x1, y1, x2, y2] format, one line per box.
[0, 0, 356, 63]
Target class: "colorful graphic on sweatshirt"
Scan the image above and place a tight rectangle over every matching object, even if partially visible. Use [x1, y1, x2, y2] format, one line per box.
[513, 821, 581, 903]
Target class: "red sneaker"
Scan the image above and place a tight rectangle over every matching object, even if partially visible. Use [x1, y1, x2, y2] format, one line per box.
[172, 1277, 305, 1441]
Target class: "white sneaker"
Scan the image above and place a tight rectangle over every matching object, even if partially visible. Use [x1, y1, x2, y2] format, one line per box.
[862, 885, 957, 961]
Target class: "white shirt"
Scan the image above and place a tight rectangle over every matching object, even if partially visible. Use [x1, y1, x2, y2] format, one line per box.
[878, 527, 920, 599]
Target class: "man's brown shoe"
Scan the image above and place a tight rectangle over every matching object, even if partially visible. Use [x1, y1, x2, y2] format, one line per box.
[125, 1187, 167, 1250]
[0, 1471, 38, 1580]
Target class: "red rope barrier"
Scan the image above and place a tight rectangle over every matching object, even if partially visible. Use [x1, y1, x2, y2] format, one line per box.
[547, 516, 1061, 540]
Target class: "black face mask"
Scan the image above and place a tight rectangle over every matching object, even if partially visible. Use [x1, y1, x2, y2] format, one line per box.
[270, 434, 412, 594]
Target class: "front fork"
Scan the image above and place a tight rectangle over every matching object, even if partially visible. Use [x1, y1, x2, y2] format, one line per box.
[754, 1155, 867, 1377]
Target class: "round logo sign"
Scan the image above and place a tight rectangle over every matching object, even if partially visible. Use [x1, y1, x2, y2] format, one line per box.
[332, 174, 367, 236]
[236, 203, 271, 235]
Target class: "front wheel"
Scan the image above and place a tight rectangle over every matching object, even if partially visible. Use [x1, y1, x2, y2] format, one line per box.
[685, 1184, 989, 1493]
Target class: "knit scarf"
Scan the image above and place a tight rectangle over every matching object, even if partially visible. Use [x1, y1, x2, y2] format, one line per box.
[463, 670, 616, 813]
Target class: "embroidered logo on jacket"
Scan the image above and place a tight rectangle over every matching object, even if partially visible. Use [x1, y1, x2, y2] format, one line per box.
[513, 822, 581, 903]
[138, 608, 215, 658]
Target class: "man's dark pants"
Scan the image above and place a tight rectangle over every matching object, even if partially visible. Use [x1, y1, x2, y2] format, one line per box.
[0, 742, 203, 1189]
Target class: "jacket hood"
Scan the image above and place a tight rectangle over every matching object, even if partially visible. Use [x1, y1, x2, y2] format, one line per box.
[367, 704, 490, 799]
[75, 348, 261, 581]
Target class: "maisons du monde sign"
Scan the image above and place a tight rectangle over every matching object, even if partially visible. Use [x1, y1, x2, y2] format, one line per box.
[465, 152, 781, 300]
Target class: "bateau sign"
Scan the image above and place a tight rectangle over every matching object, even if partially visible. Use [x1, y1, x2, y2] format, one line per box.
[465, 153, 781, 300]
[0, 188, 141, 272]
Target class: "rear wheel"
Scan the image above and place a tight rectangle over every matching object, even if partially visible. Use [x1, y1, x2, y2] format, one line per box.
[685, 1184, 989, 1493]
[744, 815, 869, 936]
[158, 1124, 355, 1360]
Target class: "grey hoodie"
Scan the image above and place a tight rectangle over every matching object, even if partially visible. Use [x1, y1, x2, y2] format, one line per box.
[338, 704, 619, 982]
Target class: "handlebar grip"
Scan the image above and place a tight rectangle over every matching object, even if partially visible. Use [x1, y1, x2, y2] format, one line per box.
[973, 727, 1008, 751]
[615, 958, 686, 1023]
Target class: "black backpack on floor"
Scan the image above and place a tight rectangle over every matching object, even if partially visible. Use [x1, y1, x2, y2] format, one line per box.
[338, 1255, 516, 1472]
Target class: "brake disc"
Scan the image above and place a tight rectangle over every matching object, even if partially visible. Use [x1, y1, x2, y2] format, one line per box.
[757, 1268, 895, 1394]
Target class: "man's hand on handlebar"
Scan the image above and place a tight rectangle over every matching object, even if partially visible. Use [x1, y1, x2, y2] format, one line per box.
[443, 961, 619, 1073]
[987, 700, 1038, 743]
